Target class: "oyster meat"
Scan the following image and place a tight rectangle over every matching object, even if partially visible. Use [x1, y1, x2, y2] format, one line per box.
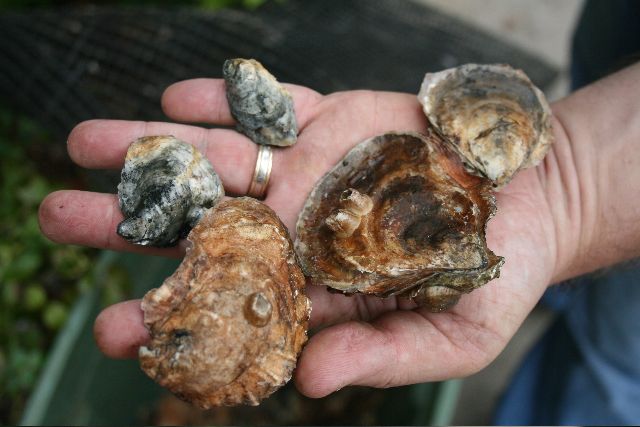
[418, 63, 553, 188]
[117, 135, 224, 247]
[139, 197, 310, 408]
[295, 132, 503, 312]
[223, 58, 298, 147]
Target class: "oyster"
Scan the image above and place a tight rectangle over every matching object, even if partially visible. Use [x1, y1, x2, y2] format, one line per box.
[117, 135, 224, 247]
[418, 63, 553, 187]
[139, 197, 310, 408]
[223, 58, 298, 147]
[295, 132, 503, 312]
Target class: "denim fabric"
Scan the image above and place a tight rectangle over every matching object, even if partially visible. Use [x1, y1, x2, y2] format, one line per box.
[495, 264, 640, 425]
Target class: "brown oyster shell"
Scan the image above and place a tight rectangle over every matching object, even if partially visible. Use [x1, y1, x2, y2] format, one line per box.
[418, 63, 553, 188]
[295, 131, 503, 312]
[139, 198, 310, 408]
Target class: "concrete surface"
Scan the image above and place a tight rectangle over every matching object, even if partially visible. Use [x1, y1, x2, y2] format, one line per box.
[416, 0, 584, 100]
[412, 0, 585, 424]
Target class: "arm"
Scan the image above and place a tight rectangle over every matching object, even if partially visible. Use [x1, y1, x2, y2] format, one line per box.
[546, 61, 640, 283]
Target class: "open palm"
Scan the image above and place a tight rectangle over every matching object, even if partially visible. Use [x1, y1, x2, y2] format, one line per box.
[39, 78, 564, 398]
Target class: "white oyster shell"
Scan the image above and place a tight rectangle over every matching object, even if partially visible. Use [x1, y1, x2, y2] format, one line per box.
[418, 63, 553, 188]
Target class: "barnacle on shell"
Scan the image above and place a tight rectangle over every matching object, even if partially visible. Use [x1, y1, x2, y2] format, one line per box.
[223, 58, 298, 147]
[295, 132, 503, 312]
[139, 198, 310, 408]
[117, 135, 224, 247]
[418, 63, 553, 188]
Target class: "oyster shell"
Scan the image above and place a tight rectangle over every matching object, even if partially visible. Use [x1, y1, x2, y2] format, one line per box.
[117, 135, 224, 247]
[223, 58, 298, 147]
[295, 131, 503, 312]
[418, 63, 553, 187]
[139, 197, 310, 408]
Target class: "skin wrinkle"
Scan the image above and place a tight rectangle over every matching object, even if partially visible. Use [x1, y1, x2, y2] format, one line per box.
[550, 106, 595, 282]
[370, 90, 380, 134]
[67, 120, 95, 167]
[425, 310, 500, 377]
[214, 81, 232, 124]
[339, 321, 397, 390]
[365, 322, 401, 389]
[498, 190, 556, 283]
[105, 195, 120, 250]
[540, 113, 580, 283]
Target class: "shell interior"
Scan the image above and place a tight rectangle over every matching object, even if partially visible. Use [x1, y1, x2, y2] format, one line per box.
[295, 131, 503, 310]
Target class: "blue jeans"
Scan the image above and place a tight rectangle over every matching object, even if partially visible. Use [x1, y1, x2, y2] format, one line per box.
[494, 263, 640, 425]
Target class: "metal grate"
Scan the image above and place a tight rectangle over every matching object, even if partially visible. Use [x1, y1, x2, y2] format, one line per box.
[0, 1, 557, 138]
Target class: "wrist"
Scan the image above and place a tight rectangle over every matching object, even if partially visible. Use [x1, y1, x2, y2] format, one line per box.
[544, 64, 640, 283]
[539, 111, 594, 284]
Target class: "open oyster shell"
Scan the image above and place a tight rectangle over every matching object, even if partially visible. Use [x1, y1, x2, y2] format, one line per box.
[139, 197, 310, 408]
[117, 135, 224, 247]
[418, 64, 553, 188]
[223, 58, 298, 147]
[295, 131, 503, 312]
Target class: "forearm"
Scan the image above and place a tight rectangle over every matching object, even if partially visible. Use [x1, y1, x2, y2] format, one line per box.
[546, 61, 640, 283]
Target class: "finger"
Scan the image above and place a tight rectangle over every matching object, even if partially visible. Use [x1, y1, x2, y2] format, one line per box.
[161, 78, 322, 128]
[94, 299, 148, 359]
[305, 285, 417, 330]
[67, 119, 256, 194]
[295, 309, 496, 398]
[39, 190, 182, 256]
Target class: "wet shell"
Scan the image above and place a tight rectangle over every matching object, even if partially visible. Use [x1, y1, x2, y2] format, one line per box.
[139, 197, 310, 408]
[117, 135, 224, 247]
[295, 132, 503, 312]
[223, 58, 298, 147]
[418, 63, 553, 188]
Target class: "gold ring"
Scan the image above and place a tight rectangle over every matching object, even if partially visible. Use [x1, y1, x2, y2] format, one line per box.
[247, 144, 273, 199]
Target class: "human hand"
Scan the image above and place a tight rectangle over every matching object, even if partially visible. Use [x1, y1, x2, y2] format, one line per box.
[39, 78, 575, 398]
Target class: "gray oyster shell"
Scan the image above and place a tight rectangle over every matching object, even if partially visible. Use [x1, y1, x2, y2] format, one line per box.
[418, 63, 553, 188]
[223, 58, 298, 147]
[117, 135, 224, 247]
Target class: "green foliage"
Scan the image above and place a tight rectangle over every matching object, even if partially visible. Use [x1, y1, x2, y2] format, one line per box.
[0, 0, 271, 10]
[200, 0, 269, 10]
[0, 110, 131, 424]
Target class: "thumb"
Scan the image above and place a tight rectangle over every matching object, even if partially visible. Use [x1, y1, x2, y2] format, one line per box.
[294, 310, 488, 398]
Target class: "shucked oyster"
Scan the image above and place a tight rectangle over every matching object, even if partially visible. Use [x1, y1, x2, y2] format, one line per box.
[140, 198, 310, 408]
[418, 64, 553, 188]
[223, 58, 298, 147]
[295, 132, 503, 312]
[117, 135, 224, 247]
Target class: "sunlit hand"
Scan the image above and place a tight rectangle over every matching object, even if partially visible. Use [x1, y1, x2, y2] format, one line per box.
[39, 78, 574, 398]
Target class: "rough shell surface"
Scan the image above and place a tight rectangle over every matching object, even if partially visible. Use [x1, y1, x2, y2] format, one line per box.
[295, 132, 503, 312]
[117, 135, 224, 247]
[223, 58, 298, 147]
[139, 198, 310, 408]
[418, 63, 553, 188]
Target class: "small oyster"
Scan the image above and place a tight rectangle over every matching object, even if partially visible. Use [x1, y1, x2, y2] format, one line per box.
[223, 58, 298, 147]
[418, 63, 553, 187]
[139, 197, 310, 408]
[117, 135, 224, 247]
[295, 132, 503, 312]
